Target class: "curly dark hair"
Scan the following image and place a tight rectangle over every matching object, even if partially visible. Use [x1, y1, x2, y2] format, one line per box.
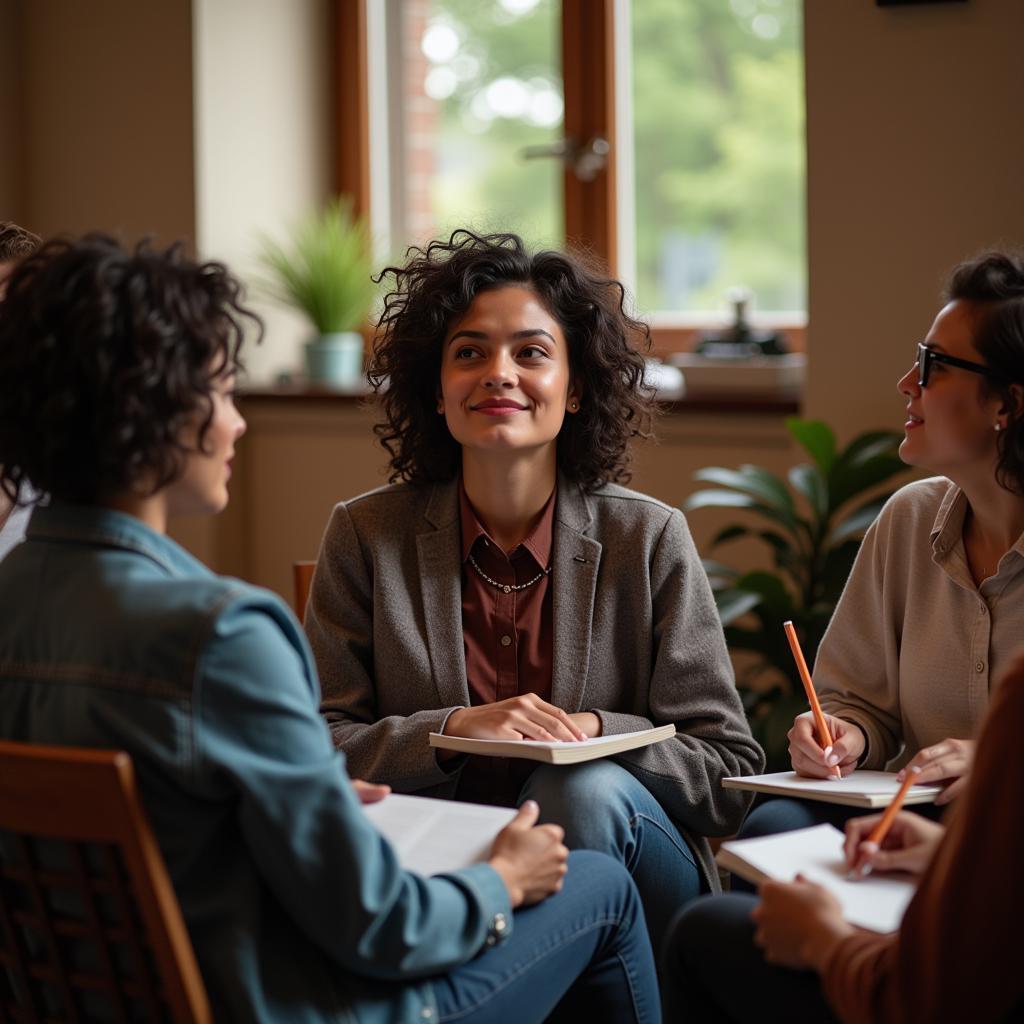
[0, 221, 41, 263]
[945, 250, 1024, 494]
[369, 230, 654, 490]
[0, 234, 260, 505]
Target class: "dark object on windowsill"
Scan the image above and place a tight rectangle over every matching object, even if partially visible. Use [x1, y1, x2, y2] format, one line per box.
[696, 286, 788, 357]
[696, 327, 788, 358]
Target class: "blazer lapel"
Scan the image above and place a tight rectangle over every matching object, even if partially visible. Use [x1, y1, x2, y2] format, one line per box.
[417, 481, 471, 709]
[552, 478, 602, 713]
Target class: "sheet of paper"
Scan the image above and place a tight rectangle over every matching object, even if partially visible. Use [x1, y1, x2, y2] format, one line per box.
[724, 769, 942, 803]
[437, 724, 674, 751]
[720, 823, 917, 933]
[362, 793, 517, 876]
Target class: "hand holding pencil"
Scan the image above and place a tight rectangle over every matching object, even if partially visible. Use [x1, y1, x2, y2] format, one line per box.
[783, 621, 844, 779]
[843, 804, 945, 879]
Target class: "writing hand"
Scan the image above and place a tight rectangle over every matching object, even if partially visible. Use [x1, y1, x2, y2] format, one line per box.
[445, 694, 587, 743]
[350, 779, 391, 805]
[788, 712, 864, 778]
[488, 800, 569, 907]
[896, 737, 974, 806]
[751, 876, 854, 971]
[843, 810, 944, 878]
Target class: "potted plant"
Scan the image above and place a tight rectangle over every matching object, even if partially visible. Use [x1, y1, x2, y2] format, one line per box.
[683, 418, 911, 768]
[257, 198, 375, 388]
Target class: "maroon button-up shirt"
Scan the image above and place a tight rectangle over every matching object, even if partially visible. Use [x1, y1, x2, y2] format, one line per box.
[456, 482, 555, 805]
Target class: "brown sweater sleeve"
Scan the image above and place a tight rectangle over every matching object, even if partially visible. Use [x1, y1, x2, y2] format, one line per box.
[822, 658, 1024, 1023]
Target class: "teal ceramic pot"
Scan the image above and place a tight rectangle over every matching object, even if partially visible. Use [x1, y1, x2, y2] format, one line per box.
[304, 332, 365, 388]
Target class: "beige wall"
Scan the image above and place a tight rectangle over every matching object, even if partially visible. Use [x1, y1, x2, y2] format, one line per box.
[193, 0, 334, 385]
[803, 0, 1024, 442]
[19, 0, 195, 244]
[0, 0, 26, 219]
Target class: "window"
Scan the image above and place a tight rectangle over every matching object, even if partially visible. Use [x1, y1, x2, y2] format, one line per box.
[346, 0, 805, 337]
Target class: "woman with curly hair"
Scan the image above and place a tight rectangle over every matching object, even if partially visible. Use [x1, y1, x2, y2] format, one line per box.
[0, 234, 661, 1023]
[305, 230, 764, 950]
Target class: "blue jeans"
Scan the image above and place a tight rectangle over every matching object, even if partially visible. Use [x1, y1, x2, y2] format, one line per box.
[662, 893, 838, 1023]
[431, 850, 660, 1023]
[518, 761, 702, 954]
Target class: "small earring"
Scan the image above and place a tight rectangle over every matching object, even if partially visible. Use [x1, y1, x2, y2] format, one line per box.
[568, 399, 579, 413]
[437, 401, 445, 414]
[995, 422, 1003, 432]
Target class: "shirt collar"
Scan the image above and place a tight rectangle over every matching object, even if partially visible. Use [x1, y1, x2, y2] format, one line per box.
[929, 478, 1024, 563]
[27, 502, 212, 579]
[458, 480, 556, 568]
[929, 480, 967, 558]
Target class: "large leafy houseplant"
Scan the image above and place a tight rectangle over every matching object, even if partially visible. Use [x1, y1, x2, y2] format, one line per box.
[257, 198, 375, 387]
[683, 418, 911, 768]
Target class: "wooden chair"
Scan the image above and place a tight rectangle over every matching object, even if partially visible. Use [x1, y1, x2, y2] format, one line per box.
[293, 560, 317, 620]
[0, 740, 211, 1023]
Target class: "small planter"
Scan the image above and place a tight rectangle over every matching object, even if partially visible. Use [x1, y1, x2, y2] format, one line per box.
[305, 332, 365, 389]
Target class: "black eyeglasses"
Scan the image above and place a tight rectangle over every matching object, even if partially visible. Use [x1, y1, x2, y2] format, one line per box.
[916, 342, 1003, 388]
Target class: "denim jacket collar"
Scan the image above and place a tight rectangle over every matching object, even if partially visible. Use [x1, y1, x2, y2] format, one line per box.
[27, 503, 212, 580]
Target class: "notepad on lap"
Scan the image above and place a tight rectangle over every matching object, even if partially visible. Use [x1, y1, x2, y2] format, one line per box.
[428, 723, 675, 764]
[362, 793, 517, 876]
[716, 824, 916, 933]
[722, 770, 942, 808]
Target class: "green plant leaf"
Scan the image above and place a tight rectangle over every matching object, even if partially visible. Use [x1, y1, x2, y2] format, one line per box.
[785, 418, 836, 474]
[733, 571, 795, 615]
[787, 462, 828, 523]
[713, 588, 764, 625]
[709, 524, 750, 547]
[819, 539, 861, 605]
[693, 466, 796, 518]
[684, 488, 807, 538]
[255, 197, 376, 334]
[829, 496, 888, 545]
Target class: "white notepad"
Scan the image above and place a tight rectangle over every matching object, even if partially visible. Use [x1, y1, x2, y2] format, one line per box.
[362, 793, 517, 876]
[428, 724, 675, 764]
[716, 823, 917, 933]
[722, 770, 942, 808]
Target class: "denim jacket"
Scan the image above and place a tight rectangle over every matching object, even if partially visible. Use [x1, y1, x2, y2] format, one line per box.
[0, 504, 511, 1023]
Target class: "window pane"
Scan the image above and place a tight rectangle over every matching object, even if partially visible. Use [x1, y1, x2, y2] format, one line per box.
[399, 0, 563, 250]
[631, 0, 805, 314]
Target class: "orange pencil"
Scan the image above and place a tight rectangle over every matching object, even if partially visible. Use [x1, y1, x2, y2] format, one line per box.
[783, 620, 842, 779]
[850, 766, 922, 878]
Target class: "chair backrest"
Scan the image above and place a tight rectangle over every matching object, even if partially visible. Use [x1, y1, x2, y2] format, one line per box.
[293, 560, 317, 620]
[0, 740, 211, 1023]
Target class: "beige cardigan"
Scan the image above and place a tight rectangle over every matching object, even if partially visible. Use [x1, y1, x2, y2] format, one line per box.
[305, 476, 764, 891]
[817, 477, 1024, 769]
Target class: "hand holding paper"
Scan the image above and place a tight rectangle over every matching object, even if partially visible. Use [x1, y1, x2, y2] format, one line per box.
[751, 876, 854, 972]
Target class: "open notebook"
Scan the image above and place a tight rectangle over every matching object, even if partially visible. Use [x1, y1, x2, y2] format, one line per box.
[362, 793, 517, 876]
[428, 724, 676, 764]
[722, 770, 942, 808]
[716, 824, 917, 933]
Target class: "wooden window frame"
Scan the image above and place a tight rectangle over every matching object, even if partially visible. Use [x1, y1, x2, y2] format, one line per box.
[334, 0, 804, 359]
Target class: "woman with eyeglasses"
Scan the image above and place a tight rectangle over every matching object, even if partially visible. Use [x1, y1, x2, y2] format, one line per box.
[736, 250, 1024, 847]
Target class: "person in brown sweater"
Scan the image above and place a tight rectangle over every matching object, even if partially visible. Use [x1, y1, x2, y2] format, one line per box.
[663, 650, 1024, 1022]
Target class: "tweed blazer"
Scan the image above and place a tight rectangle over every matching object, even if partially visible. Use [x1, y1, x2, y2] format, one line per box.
[306, 476, 765, 890]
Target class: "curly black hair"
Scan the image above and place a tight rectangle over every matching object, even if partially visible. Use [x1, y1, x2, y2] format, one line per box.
[0, 222, 41, 263]
[0, 234, 260, 506]
[370, 230, 654, 490]
[945, 250, 1024, 494]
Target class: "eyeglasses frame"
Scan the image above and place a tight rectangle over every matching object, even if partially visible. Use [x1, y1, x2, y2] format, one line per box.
[916, 342, 1005, 389]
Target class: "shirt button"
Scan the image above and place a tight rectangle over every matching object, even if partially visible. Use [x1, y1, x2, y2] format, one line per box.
[421, 1009, 434, 1019]
[500, 635, 512, 647]
[975, 661, 985, 673]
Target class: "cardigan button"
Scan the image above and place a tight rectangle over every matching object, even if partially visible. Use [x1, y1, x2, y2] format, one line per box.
[500, 635, 512, 647]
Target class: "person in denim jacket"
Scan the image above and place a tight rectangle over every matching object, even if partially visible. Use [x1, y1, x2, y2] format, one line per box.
[0, 235, 660, 1024]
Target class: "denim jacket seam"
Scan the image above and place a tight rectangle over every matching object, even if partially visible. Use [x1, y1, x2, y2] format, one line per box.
[0, 660, 190, 700]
